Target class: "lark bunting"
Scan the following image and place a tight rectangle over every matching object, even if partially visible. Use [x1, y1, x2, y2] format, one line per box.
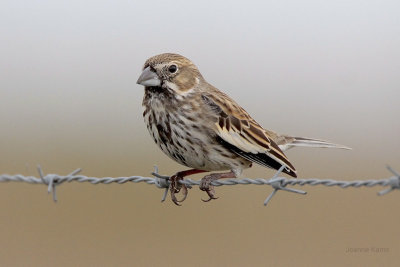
[137, 53, 350, 205]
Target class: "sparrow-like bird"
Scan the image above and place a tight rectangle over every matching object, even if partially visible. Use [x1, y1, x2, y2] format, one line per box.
[137, 53, 350, 205]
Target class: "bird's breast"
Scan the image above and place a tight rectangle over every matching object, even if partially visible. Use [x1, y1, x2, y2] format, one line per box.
[142, 92, 251, 171]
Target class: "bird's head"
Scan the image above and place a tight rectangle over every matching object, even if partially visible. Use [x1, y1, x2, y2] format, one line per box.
[136, 53, 203, 95]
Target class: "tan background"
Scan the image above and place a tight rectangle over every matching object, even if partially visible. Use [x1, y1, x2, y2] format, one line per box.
[1, 0, 399, 266]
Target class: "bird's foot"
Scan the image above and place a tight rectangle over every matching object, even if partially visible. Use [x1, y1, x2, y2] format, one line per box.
[169, 173, 188, 206]
[199, 171, 237, 202]
[167, 169, 207, 206]
[199, 174, 219, 202]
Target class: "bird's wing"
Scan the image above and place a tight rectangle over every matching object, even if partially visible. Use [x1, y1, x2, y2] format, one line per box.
[201, 92, 297, 177]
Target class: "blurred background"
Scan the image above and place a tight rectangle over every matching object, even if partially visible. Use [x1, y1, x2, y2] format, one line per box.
[0, 0, 399, 266]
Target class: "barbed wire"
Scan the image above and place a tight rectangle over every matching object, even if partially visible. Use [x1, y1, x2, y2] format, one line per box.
[0, 165, 399, 206]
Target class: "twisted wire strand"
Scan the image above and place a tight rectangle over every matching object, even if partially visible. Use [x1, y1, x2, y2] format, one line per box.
[0, 165, 399, 206]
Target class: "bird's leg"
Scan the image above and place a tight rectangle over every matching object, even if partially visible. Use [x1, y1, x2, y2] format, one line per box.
[170, 169, 207, 206]
[199, 171, 237, 202]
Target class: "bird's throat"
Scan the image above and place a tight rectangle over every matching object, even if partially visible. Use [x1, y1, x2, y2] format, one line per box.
[145, 86, 164, 93]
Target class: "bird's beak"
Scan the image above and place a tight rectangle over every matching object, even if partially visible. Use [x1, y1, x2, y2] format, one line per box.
[136, 66, 161, 87]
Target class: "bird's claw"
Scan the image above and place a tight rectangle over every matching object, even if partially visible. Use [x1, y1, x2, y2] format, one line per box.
[199, 175, 218, 202]
[201, 188, 219, 202]
[169, 174, 188, 206]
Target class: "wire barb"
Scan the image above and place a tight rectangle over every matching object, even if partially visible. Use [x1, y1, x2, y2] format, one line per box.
[37, 165, 57, 202]
[36, 166, 83, 203]
[263, 166, 307, 206]
[0, 165, 398, 205]
[151, 166, 169, 202]
[377, 166, 400, 196]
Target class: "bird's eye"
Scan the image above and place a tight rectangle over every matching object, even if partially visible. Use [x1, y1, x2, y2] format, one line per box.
[168, 64, 178, 73]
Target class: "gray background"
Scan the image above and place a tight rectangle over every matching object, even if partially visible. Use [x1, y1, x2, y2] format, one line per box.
[1, 0, 399, 266]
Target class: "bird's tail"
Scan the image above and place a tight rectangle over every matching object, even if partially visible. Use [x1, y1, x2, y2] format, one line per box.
[277, 136, 351, 152]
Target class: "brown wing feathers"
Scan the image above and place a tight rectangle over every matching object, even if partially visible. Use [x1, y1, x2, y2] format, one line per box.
[202, 93, 297, 177]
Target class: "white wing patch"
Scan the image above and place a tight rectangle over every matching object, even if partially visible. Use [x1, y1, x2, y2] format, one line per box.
[216, 124, 264, 154]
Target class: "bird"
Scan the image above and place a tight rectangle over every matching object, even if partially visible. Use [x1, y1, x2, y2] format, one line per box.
[136, 53, 350, 205]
